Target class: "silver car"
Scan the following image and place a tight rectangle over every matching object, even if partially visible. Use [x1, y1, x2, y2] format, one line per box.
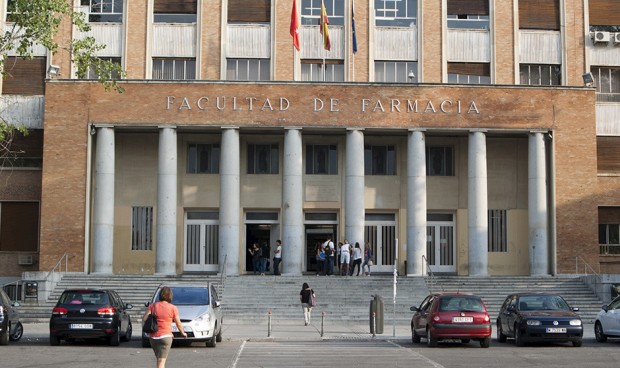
[142, 283, 223, 347]
[595, 295, 620, 342]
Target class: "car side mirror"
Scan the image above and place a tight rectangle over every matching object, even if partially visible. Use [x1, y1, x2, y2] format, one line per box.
[602, 305, 609, 312]
[214, 301, 221, 308]
[11, 301, 21, 307]
[126, 304, 133, 310]
[410, 306, 419, 312]
[506, 305, 516, 312]
[572, 307, 579, 312]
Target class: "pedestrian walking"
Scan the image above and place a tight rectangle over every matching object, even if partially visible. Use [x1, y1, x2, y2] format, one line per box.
[143, 286, 187, 368]
[362, 243, 373, 276]
[350, 242, 363, 276]
[273, 240, 282, 275]
[340, 240, 351, 276]
[299, 282, 315, 326]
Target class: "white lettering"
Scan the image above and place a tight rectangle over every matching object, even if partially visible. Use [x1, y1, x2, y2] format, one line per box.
[424, 101, 436, 113]
[373, 100, 385, 112]
[280, 98, 290, 111]
[391, 99, 401, 112]
[246, 97, 257, 111]
[261, 98, 274, 111]
[196, 97, 209, 110]
[330, 98, 340, 112]
[440, 100, 452, 113]
[468, 101, 480, 114]
[407, 100, 418, 112]
[361, 99, 370, 112]
[216, 97, 226, 110]
[233, 97, 242, 111]
[314, 98, 324, 112]
[166, 96, 175, 110]
[179, 97, 191, 110]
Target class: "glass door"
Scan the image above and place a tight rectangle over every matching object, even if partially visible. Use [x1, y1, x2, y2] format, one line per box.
[426, 213, 456, 273]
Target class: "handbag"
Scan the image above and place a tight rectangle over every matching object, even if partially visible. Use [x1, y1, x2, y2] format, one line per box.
[309, 294, 316, 307]
[368, 260, 374, 266]
[143, 303, 159, 334]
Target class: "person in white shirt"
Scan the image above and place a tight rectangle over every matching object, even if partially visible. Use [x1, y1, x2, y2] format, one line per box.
[350, 242, 363, 276]
[323, 237, 335, 275]
[273, 240, 282, 275]
[340, 240, 351, 276]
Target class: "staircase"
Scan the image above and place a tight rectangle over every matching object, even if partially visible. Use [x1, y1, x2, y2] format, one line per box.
[14, 273, 604, 325]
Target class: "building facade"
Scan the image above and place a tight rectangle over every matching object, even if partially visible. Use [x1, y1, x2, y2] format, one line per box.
[1, 0, 619, 277]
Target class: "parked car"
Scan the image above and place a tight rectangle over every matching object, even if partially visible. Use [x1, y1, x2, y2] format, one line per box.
[49, 289, 133, 346]
[0, 289, 23, 345]
[410, 293, 491, 348]
[594, 295, 620, 342]
[496, 293, 583, 347]
[142, 283, 223, 348]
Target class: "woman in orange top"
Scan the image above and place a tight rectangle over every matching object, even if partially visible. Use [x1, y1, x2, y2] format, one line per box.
[142, 286, 187, 368]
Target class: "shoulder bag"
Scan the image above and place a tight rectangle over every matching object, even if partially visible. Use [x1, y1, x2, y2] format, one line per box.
[143, 303, 159, 333]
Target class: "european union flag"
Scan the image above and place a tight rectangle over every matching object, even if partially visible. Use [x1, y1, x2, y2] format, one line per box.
[352, 1, 358, 54]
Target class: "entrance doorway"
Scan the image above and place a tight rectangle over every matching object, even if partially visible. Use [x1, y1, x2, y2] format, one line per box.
[244, 211, 279, 274]
[305, 226, 337, 273]
[183, 211, 219, 272]
[245, 224, 271, 273]
[426, 213, 456, 273]
[364, 213, 397, 273]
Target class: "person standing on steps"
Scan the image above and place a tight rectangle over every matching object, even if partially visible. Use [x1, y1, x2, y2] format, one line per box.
[323, 237, 335, 275]
[299, 282, 315, 326]
[340, 240, 351, 276]
[350, 242, 363, 276]
[273, 240, 282, 275]
[362, 243, 373, 276]
[260, 242, 270, 275]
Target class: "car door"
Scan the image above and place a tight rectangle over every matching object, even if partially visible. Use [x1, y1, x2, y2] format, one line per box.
[210, 285, 222, 327]
[414, 295, 434, 336]
[110, 292, 128, 332]
[604, 297, 620, 335]
[502, 295, 518, 336]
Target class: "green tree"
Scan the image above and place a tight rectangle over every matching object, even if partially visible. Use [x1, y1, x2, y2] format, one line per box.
[1, 0, 125, 161]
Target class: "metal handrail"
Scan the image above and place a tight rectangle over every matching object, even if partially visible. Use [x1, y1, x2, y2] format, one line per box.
[219, 254, 228, 290]
[422, 255, 443, 293]
[46, 252, 72, 282]
[574, 256, 601, 280]
[0, 280, 22, 301]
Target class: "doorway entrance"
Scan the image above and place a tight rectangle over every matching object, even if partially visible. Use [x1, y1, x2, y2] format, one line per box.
[305, 226, 337, 273]
[426, 213, 456, 273]
[244, 211, 279, 274]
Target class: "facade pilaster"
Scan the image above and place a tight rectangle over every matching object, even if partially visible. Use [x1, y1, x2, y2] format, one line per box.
[219, 128, 240, 275]
[282, 128, 304, 275]
[156, 127, 177, 274]
[468, 130, 488, 276]
[407, 129, 427, 275]
[92, 126, 115, 274]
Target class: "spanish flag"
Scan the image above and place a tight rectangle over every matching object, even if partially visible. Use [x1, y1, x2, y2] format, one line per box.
[290, 0, 300, 51]
[320, 0, 331, 51]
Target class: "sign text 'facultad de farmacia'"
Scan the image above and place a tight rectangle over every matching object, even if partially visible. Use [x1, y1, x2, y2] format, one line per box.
[165, 96, 481, 115]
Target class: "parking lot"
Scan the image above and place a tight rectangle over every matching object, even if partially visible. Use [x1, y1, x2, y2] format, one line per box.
[4, 321, 620, 368]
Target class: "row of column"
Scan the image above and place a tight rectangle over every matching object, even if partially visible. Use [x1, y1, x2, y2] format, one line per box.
[91, 127, 549, 276]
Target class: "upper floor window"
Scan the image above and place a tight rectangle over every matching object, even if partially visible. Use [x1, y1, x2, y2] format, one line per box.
[81, 0, 123, 23]
[306, 144, 338, 175]
[588, 0, 620, 29]
[591, 67, 620, 103]
[365, 145, 396, 175]
[152, 58, 196, 80]
[519, 0, 560, 30]
[187, 143, 220, 174]
[375, 61, 418, 83]
[301, 0, 344, 26]
[600, 224, 620, 254]
[375, 0, 417, 27]
[448, 62, 490, 84]
[447, 0, 489, 29]
[301, 60, 344, 82]
[154, 0, 197, 23]
[520, 64, 561, 86]
[426, 146, 454, 176]
[228, 0, 270, 23]
[86, 57, 122, 80]
[488, 209, 507, 252]
[247, 144, 279, 174]
[227, 59, 270, 81]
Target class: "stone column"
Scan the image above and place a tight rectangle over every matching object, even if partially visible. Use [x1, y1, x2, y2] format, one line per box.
[219, 128, 240, 275]
[468, 130, 488, 276]
[92, 126, 115, 274]
[156, 127, 177, 274]
[282, 128, 304, 275]
[529, 131, 549, 275]
[345, 129, 365, 246]
[407, 129, 427, 276]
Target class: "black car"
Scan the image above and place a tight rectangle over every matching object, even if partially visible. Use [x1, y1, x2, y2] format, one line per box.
[496, 293, 583, 347]
[0, 289, 23, 345]
[49, 289, 133, 346]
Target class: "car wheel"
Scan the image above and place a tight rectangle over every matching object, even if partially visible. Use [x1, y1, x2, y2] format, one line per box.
[480, 337, 491, 348]
[496, 321, 507, 343]
[412, 327, 421, 344]
[0, 326, 9, 345]
[216, 325, 222, 343]
[141, 337, 151, 348]
[206, 336, 216, 348]
[49, 334, 61, 346]
[514, 324, 525, 347]
[122, 321, 132, 342]
[572, 339, 583, 347]
[109, 326, 120, 346]
[595, 322, 607, 343]
[426, 328, 437, 348]
[9, 322, 23, 342]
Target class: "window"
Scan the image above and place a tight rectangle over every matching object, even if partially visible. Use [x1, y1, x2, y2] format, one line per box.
[520, 64, 561, 86]
[448, 62, 490, 84]
[86, 57, 122, 80]
[306, 144, 338, 175]
[519, 0, 560, 30]
[301, 0, 344, 26]
[0, 129, 43, 169]
[301, 60, 344, 82]
[226, 59, 270, 81]
[375, 0, 417, 27]
[591, 67, 620, 103]
[0, 202, 39, 252]
[426, 146, 454, 176]
[131, 207, 153, 251]
[2, 57, 46, 95]
[187, 144, 220, 174]
[365, 145, 396, 175]
[81, 0, 123, 23]
[447, 0, 489, 29]
[247, 144, 279, 174]
[228, 0, 270, 23]
[152, 58, 196, 80]
[154, 0, 197, 23]
[375, 61, 418, 83]
[5, 0, 18, 22]
[488, 209, 507, 252]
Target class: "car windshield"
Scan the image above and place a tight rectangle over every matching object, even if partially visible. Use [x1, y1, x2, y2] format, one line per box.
[59, 291, 109, 305]
[438, 296, 484, 312]
[517, 295, 570, 311]
[158, 287, 210, 305]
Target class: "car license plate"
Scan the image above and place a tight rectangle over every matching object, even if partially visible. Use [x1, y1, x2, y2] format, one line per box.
[452, 316, 473, 323]
[546, 328, 566, 333]
[70, 324, 93, 329]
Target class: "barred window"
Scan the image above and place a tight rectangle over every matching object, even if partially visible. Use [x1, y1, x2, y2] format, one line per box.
[81, 0, 123, 23]
[131, 207, 153, 251]
[375, 0, 417, 27]
[226, 59, 270, 81]
[426, 146, 454, 176]
[520, 64, 561, 86]
[375, 61, 418, 83]
[591, 66, 620, 103]
[301, 0, 345, 26]
[448, 63, 490, 84]
[488, 209, 507, 252]
[86, 57, 122, 80]
[152, 58, 196, 80]
[301, 60, 344, 82]
[187, 144, 220, 174]
[306, 144, 338, 175]
[247, 144, 279, 174]
[364, 145, 396, 175]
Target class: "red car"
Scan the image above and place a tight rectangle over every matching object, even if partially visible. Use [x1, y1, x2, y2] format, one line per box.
[410, 293, 491, 348]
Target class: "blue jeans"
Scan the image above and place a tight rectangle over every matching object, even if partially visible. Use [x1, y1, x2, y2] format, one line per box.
[260, 258, 268, 273]
[273, 258, 281, 275]
[325, 256, 334, 275]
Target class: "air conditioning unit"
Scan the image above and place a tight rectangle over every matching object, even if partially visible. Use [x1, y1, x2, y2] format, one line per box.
[593, 31, 611, 43]
[614, 32, 620, 44]
[17, 255, 34, 265]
